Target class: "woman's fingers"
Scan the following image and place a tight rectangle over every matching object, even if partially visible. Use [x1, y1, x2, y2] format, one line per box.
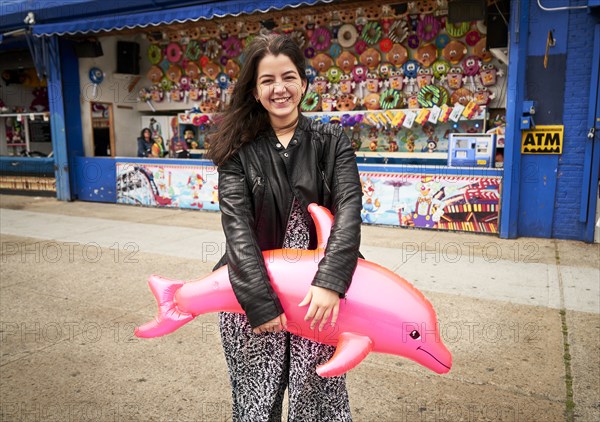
[309, 307, 325, 330]
[319, 307, 332, 331]
[252, 314, 286, 334]
[330, 302, 340, 327]
[298, 290, 312, 307]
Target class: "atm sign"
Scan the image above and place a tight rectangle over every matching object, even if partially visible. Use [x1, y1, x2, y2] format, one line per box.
[521, 125, 564, 154]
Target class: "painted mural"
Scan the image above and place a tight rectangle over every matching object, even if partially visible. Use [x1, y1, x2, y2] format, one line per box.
[116, 162, 220, 210]
[117, 162, 500, 234]
[359, 172, 501, 233]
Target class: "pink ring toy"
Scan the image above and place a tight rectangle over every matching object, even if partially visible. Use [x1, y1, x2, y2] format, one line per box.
[166, 43, 183, 63]
[311, 27, 332, 51]
[354, 39, 367, 55]
[223, 36, 242, 58]
[465, 30, 481, 47]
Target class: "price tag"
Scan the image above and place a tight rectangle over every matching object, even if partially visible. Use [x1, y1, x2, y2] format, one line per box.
[449, 103, 465, 122]
[428, 105, 442, 124]
[402, 111, 416, 128]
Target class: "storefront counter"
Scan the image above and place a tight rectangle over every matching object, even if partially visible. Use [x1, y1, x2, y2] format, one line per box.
[0, 156, 56, 193]
[75, 156, 502, 234]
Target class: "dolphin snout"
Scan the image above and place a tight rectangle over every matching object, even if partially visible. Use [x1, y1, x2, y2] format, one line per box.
[417, 344, 452, 374]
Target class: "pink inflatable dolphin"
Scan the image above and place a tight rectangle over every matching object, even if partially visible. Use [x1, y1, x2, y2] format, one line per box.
[135, 204, 452, 377]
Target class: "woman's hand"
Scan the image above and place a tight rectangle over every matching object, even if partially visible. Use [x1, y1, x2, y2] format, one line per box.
[299, 286, 340, 331]
[252, 313, 287, 334]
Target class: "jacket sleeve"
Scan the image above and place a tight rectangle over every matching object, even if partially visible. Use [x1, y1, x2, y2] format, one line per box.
[312, 130, 363, 296]
[218, 154, 284, 328]
[137, 138, 147, 157]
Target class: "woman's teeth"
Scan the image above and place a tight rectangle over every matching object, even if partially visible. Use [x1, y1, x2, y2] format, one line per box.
[272, 97, 290, 103]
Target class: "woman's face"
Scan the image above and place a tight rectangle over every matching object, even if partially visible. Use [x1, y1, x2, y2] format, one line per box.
[143, 130, 151, 139]
[255, 53, 307, 126]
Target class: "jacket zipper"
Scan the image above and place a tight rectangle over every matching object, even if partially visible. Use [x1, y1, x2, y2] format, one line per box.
[320, 169, 331, 194]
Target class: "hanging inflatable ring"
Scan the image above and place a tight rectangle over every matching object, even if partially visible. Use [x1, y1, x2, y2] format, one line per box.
[185, 40, 201, 61]
[445, 21, 470, 38]
[417, 15, 440, 42]
[435, 34, 450, 49]
[329, 43, 342, 58]
[379, 38, 393, 53]
[388, 20, 408, 44]
[222, 36, 242, 58]
[465, 31, 481, 47]
[337, 24, 358, 48]
[361, 21, 383, 45]
[379, 88, 401, 110]
[417, 84, 448, 108]
[166, 43, 183, 63]
[301, 92, 320, 112]
[148, 45, 163, 65]
[311, 27, 332, 51]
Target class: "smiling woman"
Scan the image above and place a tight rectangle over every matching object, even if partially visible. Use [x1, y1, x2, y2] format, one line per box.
[205, 33, 362, 422]
[255, 55, 307, 146]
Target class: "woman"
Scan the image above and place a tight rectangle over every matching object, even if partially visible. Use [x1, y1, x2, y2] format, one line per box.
[207, 33, 362, 421]
[137, 128, 153, 157]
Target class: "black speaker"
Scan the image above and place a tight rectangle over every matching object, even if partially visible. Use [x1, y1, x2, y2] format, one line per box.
[116, 41, 140, 74]
[73, 40, 103, 58]
[447, 0, 487, 23]
[486, 0, 509, 49]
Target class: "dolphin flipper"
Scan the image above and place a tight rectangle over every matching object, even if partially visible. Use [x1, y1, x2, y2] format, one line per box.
[316, 332, 373, 377]
[134, 275, 195, 338]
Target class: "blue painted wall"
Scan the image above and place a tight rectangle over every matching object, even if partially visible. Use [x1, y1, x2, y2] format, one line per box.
[516, 1, 599, 241]
[553, 3, 599, 240]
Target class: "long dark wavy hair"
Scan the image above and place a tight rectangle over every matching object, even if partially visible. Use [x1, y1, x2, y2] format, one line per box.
[206, 33, 307, 166]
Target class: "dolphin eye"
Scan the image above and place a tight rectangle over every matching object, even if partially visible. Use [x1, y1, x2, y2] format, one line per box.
[410, 330, 421, 340]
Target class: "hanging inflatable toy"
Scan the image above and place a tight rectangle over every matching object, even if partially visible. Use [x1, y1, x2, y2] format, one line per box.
[416, 15, 440, 42]
[146, 65, 164, 84]
[301, 91, 321, 112]
[337, 23, 358, 48]
[184, 40, 201, 61]
[135, 204, 452, 377]
[166, 42, 183, 63]
[445, 21, 470, 38]
[379, 88, 402, 110]
[311, 27, 332, 51]
[147, 44, 163, 65]
[88, 67, 104, 98]
[417, 84, 449, 108]
[361, 21, 383, 45]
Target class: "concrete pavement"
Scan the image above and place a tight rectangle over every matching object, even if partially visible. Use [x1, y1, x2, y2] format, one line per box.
[0, 194, 598, 421]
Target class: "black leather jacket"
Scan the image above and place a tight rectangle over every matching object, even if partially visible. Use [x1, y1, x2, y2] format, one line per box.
[213, 114, 363, 328]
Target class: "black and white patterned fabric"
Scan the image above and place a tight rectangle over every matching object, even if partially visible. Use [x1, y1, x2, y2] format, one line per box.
[282, 198, 310, 250]
[219, 197, 352, 422]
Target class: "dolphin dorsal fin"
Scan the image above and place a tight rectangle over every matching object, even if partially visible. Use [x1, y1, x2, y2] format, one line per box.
[308, 203, 333, 249]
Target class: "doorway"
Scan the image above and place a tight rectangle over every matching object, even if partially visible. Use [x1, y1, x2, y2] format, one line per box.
[90, 102, 115, 157]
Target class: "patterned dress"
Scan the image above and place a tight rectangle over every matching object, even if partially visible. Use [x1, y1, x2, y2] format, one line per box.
[219, 197, 352, 422]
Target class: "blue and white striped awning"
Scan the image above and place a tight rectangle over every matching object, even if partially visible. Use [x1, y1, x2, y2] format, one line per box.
[31, 0, 334, 37]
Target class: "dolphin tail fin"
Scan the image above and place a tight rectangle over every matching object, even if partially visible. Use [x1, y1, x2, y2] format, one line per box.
[134, 275, 195, 338]
[308, 203, 333, 249]
[316, 333, 373, 377]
